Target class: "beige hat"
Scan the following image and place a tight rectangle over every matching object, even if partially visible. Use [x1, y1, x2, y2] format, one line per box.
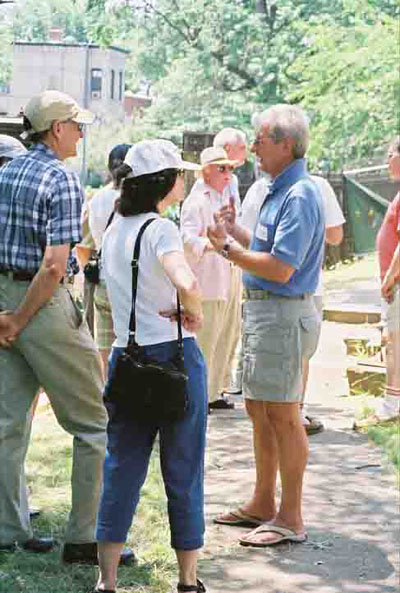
[22, 90, 94, 139]
[200, 146, 238, 169]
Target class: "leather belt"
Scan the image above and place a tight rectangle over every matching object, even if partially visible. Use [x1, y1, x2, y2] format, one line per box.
[244, 288, 312, 301]
[0, 268, 74, 285]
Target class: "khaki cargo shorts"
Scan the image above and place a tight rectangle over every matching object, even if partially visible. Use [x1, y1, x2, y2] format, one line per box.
[242, 292, 319, 402]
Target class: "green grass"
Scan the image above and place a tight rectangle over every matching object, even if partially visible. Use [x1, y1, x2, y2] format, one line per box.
[0, 400, 177, 593]
[367, 420, 400, 478]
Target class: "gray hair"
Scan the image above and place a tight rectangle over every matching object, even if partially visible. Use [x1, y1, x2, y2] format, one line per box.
[213, 127, 246, 149]
[253, 104, 310, 158]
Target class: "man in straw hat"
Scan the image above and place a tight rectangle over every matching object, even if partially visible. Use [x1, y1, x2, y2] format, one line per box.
[180, 146, 242, 412]
[0, 91, 133, 565]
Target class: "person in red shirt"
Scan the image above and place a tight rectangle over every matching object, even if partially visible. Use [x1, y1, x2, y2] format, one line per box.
[357, 137, 400, 426]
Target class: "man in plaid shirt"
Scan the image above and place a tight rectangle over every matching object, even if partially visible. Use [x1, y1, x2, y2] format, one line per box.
[0, 91, 133, 566]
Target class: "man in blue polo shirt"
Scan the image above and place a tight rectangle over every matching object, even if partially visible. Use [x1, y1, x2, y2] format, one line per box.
[207, 104, 325, 547]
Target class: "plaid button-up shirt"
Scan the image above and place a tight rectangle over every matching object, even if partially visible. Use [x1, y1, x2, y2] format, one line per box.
[0, 143, 82, 275]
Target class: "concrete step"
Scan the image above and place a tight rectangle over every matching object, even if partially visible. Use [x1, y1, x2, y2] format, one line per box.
[347, 364, 386, 396]
[324, 304, 381, 324]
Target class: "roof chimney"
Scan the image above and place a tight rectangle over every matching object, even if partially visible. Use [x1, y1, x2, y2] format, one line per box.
[49, 26, 64, 43]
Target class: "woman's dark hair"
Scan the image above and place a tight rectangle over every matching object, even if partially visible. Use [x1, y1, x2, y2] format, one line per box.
[117, 168, 178, 216]
[107, 144, 131, 187]
[113, 162, 133, 189]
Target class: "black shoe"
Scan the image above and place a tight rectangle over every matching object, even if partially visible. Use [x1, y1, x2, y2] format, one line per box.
[29, 508, 41, 521]
[177, 578, 206, 592]
[62, 542, 135, 566]
[22, 537, 55, 553]
[208, 396, 235, 411]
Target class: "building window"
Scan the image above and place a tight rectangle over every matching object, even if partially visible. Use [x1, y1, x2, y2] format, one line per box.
[91, 68, 102, 99]
[118, 71, 123, 102]
[110, 69, 115, 100]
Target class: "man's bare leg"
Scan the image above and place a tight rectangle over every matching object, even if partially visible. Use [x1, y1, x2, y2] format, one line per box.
[240, 399, 278, 520]
[245, 402, 308, 544]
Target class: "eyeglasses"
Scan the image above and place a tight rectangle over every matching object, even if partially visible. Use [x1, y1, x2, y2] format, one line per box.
[217, 165, 234, 173]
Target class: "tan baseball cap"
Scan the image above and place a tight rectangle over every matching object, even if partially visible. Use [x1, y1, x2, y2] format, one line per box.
[21, 90, 94, 139]
[200, 146, 238, 169]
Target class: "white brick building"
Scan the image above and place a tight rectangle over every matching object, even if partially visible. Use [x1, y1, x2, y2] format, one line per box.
[0, 41, 129, 121]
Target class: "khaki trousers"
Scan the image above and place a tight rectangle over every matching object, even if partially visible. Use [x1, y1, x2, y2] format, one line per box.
[196, 266, 241, 403]
[0, 275, 107, 545]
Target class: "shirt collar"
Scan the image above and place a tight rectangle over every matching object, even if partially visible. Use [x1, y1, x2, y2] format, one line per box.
[270, 158, 308, 193]
[32, 143, 61, 161]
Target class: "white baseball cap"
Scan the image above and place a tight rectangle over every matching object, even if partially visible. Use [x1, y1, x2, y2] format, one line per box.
[0, 134, 27, 159]
[22, 90, 94, 139]
[200, 146, 238, 168]
[124, 139, 200, 177]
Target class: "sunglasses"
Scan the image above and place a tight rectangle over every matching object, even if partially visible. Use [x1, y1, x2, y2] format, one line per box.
[61, 119, 84, 132]
[217, 165, 234, 173]
[177, 169, 185, 177]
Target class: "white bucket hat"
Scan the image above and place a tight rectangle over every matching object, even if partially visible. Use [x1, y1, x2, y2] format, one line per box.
[22, 90, 94, 139]
[200, 146, 238, 169]
[124, 139, 200, 176]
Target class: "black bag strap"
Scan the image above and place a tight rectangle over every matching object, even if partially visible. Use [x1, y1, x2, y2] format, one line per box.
[128, 218, 184, 360]
[97, 210, 115, 260]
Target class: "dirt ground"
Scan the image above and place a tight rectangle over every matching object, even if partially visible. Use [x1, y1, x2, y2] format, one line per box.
[199, 318, 400, 593]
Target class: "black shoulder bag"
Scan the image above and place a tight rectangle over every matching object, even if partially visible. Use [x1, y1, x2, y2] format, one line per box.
[105, 218, 189, 423]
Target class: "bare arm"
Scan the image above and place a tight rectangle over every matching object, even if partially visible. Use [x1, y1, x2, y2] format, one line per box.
[382, 243, 400, 302]
[207, 223, 294, 283]
[159, 251, 203, 331]
[75, 244, 94, 269]
[0, 244, 69, 346]
[325, 224, 343, 246]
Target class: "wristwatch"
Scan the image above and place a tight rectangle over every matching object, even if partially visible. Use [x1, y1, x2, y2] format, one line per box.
[219, 241, 231, 259]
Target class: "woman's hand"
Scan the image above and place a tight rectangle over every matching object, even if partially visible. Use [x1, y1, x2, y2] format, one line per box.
[159, 309, 203, 333]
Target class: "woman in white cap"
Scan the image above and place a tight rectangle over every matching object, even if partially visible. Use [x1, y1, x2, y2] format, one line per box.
[180, 146, 242, 411]
[0, 134, 27, 167]
[93, 140, 207, 593]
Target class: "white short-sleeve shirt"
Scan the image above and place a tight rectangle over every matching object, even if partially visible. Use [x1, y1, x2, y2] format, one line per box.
[311, 176, 345, 296]
[88, 185, 119, 251]
[102, 212, 194, 347]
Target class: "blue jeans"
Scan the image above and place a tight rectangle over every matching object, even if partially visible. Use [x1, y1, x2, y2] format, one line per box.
[96, 338, 208, 550]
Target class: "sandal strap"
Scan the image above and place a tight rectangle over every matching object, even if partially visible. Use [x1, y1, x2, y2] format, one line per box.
[177, 578, 206, 592]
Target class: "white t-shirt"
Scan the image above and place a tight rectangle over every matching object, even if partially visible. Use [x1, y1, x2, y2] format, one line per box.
[88, 184, 119, 251]
[102, 212, 194, 347]
[311, 176, 346, 296]
[239, 176, 271, 232]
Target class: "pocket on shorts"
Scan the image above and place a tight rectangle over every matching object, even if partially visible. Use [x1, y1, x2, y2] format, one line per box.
[300, 314, 320, 359]
[243, 327, 289, 356]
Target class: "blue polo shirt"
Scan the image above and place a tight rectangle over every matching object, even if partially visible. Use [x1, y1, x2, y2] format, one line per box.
[243, 159, 325, 296]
